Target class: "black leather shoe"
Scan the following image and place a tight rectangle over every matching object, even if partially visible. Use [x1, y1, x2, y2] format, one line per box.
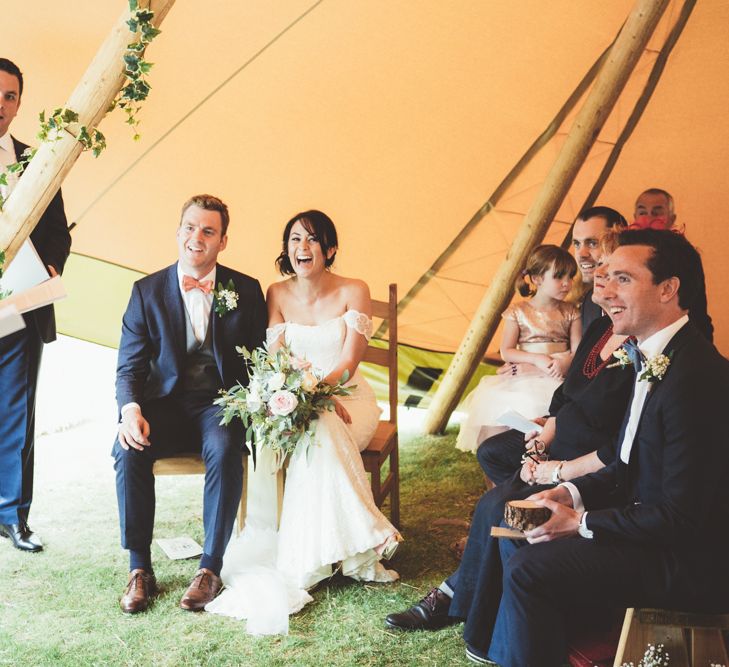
[385, 587, 458, 631]
[465, 644, 492, 664]
[0, 522, 43, 553]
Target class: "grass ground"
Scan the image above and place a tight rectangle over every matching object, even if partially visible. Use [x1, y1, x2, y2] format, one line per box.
[0, 415, 488, 667]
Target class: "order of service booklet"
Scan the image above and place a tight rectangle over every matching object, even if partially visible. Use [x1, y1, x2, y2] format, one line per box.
[155, 537, 204, 560]
[496, 409, 544, 434]
[0, 303, 25, 337]
[0, 239, 66, 315]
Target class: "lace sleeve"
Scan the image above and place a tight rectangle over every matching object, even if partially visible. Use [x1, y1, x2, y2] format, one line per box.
[342, 310, 373, 341]
[266, 322, 286, 347]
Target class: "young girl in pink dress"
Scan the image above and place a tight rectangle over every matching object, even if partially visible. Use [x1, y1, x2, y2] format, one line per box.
[456, 245, 582, 452]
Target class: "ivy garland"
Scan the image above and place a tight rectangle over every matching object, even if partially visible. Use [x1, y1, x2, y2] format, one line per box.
[0, 249, 9, 299]
[0, 0, 160, 214]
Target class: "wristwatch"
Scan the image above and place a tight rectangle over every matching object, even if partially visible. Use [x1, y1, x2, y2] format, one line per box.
[550, 461, 565, 485]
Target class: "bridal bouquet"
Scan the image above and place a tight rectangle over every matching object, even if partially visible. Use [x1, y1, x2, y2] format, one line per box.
[215, 343, 353, 468]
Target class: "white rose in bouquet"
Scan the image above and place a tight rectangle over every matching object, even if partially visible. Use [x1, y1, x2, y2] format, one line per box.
[267, 372, 286, 392]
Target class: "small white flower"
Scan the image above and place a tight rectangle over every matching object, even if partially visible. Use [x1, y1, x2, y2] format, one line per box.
[246, 388, 262, 412]
[639, 353, 671, 383]
[221, 289, 238, 310]
[212, 280, 239, 317]
[267, 372, 286, 392]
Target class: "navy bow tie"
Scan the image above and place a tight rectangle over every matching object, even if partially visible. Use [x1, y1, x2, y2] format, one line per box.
[622, 337, 644, 372]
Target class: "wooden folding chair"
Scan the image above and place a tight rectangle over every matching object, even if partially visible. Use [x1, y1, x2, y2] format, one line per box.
[153, 454, 248, 534]
[360, 283, 400, 527]
[613, 607, 729, 667]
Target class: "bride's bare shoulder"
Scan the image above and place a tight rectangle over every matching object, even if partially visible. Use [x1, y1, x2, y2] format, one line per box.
[334, 276, 371, 312]
[266, 278, 296, 301]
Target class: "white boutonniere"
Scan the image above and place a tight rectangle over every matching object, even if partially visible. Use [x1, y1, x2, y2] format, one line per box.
[213, 279, 239, 317]
[607, 346, 632, 370]
[607, 340, 671, 383]
[638, 352, 672, 383]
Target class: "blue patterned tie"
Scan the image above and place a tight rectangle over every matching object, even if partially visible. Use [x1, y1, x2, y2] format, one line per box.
[622, 337, 644, 372]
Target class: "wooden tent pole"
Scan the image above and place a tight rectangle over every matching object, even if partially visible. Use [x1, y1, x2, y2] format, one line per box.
[423, 0, 670, 435]
[0, 0, 176, 265]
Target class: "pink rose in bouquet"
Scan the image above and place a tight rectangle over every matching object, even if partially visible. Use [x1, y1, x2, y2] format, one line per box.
[268, 389, 298, 416]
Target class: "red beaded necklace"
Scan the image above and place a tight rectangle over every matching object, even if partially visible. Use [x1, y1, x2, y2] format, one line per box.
[582, 324, 625, 379]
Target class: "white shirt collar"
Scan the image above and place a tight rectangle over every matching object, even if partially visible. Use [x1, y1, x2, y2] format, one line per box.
[176, 262, 216, 290]
[638, 314, 689, 359]
[0, 132, 15, 157]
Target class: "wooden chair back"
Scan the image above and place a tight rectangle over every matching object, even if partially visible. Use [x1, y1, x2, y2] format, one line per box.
[365, 283, 398, 426]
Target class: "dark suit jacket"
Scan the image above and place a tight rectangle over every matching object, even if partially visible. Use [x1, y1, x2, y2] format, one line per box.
[573, 321, 729, 607]
[115, 262, 267, 411]
[579, 288, 603, 333]
[12, 137, 72, 343]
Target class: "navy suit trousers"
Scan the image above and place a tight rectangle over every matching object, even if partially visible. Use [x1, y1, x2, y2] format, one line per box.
[113, 392, 245, 563]
[0, 327, 43, 524]
[476, 429, 526, 485]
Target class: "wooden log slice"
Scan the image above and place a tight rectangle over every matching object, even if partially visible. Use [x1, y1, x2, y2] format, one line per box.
[504, 500, 551, 531]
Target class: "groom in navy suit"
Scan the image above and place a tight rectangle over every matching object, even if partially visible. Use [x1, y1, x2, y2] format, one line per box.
[113, 194, 266, 613]
[459, 229, 729, 666]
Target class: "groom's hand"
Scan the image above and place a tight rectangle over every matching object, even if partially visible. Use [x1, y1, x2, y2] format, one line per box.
[118, 408, 151, 450]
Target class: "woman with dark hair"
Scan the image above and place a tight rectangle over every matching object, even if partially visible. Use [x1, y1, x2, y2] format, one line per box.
[208, 211, 400, 628]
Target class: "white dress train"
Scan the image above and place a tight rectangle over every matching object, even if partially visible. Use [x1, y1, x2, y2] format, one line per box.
[206, 312, 401, 633]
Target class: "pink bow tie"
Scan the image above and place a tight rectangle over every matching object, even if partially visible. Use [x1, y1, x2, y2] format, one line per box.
[182, 275, 213, 294]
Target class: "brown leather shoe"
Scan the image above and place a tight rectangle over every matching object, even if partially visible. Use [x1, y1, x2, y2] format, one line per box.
[120, 569, 157, 614]
[179, 568, 222, 611]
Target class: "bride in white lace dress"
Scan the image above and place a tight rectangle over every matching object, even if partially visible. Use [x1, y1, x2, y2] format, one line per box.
[206, 211, 401, 632]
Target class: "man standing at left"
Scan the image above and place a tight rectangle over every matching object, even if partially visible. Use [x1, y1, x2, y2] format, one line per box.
[0, 58, 72, 553]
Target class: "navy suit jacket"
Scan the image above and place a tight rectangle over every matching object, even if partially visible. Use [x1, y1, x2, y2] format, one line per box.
[573, 321, 729, 607]
[115, 262, 267, 411]
[12, 137, 72, 343]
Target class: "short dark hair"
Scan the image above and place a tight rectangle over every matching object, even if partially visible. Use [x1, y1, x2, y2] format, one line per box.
[180, 194, 230, 235]
[617, 229, 701, 311]
[276, 210, 338, 276]
[576, 206, 627, 229]
[0, 58, 23, 98]
[636, 188, 675, 216]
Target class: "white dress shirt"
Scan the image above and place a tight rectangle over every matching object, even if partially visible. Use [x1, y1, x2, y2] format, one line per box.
[177, 263, 216, 344]
[0, 132, 18, 198]
[119, 264, 216, 419]
[563, 314, 689, 537]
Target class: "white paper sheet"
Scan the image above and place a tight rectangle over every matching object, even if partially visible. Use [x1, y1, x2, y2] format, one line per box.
[1, 240, 49, 293]
[155, 537, 203, 560]
[496, 409, 543, 434]
[0, 304, 25, 337]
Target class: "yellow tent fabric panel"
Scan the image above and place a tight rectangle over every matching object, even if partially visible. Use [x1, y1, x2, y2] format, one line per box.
[56, 254, 143, 348]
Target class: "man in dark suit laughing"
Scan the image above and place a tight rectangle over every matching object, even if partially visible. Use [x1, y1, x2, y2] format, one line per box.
[113, 194, 266, 614]
[457, 229, 729, 667]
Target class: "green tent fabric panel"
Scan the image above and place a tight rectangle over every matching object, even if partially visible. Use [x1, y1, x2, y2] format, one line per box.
[360, 338, 496, 411]
[55, 253, 144, 348]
